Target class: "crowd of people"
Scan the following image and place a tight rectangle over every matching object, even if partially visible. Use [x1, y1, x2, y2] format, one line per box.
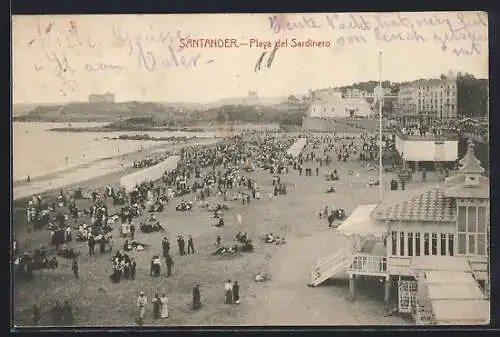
[16, 126, 437, 326]
[133, 153, 172, 169]
[393, 117, 488, 141]
[15, 132, 305, 324]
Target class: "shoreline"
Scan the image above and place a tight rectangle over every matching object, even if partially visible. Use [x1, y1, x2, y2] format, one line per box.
[13, 138, 220, 201]
[48, 127, 207, 133]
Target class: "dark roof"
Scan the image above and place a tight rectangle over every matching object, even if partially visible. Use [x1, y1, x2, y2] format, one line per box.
[373, 188, 456, 223]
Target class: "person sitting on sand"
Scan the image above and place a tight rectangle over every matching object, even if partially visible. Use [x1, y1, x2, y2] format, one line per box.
[275, 236, 286, 245]
[214, 218, 224, 227]
[254, 272, 268, 282]
[265, 233, 274, 243]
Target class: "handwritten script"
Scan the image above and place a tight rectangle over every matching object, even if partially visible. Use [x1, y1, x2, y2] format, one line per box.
[111, 24, 214, 72]
[268, 12, 487, 56]
[26, 18, 215, 95]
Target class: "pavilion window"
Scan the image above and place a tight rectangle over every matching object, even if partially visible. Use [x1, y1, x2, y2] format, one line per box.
[477, 207, 487, 255]
[468, 207, 477, 232]
[431, 233, 438, 255]
[458, 233, 466, 254]
[440, 234, 447, 256]
[457, 206, 467, 254]
[448, 234, 454, 256]
[468, 206, 477, 254]
[407, 232, 414, 256]
[400, 232, 405, 256]
[458, 205, 485, 256]
[424, 233, 430, 256]
[391, 231, 397, 256]
[468, 235, 476, 254]
[415, 233, 421, 256]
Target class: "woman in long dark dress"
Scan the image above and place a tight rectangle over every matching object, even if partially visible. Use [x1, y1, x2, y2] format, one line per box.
[232, 281, 240, 304]
[192, 284, 201, 310]
[153, 294, 161, 319]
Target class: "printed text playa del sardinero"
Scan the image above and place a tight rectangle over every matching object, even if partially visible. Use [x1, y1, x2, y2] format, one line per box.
[179, 38, 332, 49]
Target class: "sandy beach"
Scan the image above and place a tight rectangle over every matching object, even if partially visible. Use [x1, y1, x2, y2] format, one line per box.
[12, 135, 423, 326]
[13, 138, 220, 200]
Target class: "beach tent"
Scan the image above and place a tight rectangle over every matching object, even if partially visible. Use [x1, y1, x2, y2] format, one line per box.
[286, 138, 307, 158]
[120, 155, 180, 192]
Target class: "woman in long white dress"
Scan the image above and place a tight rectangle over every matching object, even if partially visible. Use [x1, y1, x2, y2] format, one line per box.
[160, 294, 169, 318]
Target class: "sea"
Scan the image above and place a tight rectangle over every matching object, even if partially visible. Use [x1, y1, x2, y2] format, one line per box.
[12, 122, 221, 182]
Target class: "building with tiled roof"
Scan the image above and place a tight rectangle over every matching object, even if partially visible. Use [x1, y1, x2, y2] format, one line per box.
[311, 139, 489, 323]
[374, 188, 456, 223]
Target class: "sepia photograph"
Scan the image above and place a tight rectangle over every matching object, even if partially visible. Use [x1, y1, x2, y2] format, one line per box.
[11, 12, 489, 327]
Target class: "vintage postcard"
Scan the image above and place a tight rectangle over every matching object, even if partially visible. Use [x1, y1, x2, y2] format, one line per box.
[12, 12, 489, 327]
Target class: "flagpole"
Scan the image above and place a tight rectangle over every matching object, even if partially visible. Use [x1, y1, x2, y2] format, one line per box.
[378, 51, 383, 202]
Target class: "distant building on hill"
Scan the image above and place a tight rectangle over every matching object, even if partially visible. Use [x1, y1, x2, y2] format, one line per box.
[307, 91, 372, 118]
[88, 92, 115, 103]
[302, 90, 372, 131]
[243, 90, 260, 105]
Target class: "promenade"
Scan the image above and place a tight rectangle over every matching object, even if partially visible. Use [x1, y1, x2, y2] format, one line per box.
[13, 139, 219, 201]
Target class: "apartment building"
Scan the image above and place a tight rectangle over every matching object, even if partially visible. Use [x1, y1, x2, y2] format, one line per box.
[396, 75, 458, 124]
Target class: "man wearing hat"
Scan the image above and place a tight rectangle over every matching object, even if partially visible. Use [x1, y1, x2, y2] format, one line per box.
[136, 291, 147, 325]
[162, 237, 170, 257]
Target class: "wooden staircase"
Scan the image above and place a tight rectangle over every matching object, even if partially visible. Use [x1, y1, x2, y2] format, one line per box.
[309, 248, 353, 287]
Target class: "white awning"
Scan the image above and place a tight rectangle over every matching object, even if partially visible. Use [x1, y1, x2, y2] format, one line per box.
[120, 155, 180, 192]
[337, 204, 387, 238]
[416, 263, 490, 325]
[432, 299, 489, 324]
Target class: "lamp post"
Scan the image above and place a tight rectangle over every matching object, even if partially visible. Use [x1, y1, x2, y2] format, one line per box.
[376, 51, 399, 202]
[378, 51, 383, 202]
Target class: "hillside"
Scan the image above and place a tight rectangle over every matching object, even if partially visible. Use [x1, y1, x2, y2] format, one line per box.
[13, 102, 181, 123]
[13, 103, 64, 117]
[191, 104, 307, 125]
[13, 99, 307, 127]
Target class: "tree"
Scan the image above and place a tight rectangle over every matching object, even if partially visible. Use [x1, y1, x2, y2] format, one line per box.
[287, 95, 300, 104]
[457, 78, 488, 118]
[457, 72, 476, 81]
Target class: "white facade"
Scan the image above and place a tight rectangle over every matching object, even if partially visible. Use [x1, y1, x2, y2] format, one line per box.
[308, 92, 372, 118]
[395, 135, 458, 162]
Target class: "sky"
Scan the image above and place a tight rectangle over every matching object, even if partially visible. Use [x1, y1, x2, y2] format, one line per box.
[12, 12, 488, 104]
